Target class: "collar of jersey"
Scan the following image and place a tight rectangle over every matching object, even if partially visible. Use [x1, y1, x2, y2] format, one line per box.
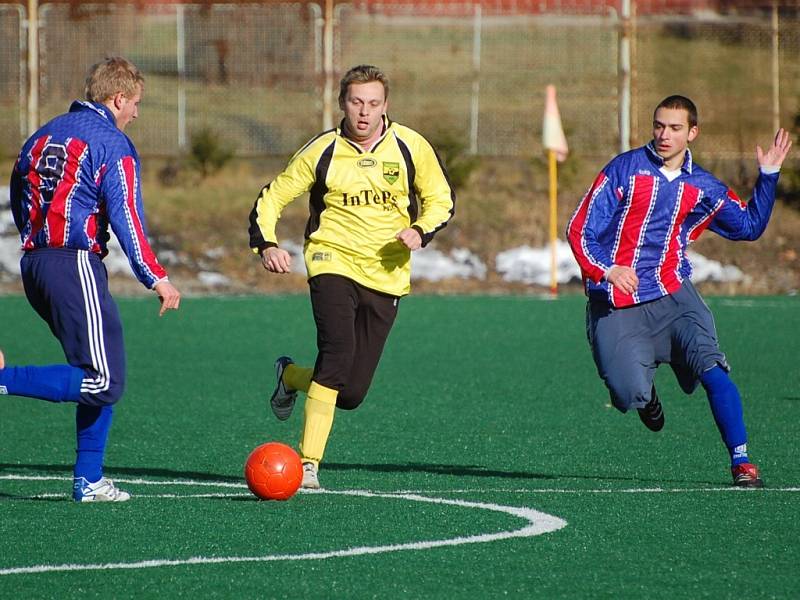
[644, 141, 693, 175]
[69, 100, 117, 127]
[337, 115, 392, 154]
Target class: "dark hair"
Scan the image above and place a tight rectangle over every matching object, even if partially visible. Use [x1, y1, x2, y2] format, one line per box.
[338, 65, 389, 108]
[654, 95, 697, 128]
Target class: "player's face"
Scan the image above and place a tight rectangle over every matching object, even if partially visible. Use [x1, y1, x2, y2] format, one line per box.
[341, 81, 387, 144]
[652, 107, 698, 169]
[116, 87, 142, 132]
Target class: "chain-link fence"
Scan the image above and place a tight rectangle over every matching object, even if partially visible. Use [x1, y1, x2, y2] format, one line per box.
[0, 1, 797, 160]
[0, 4, 24, 157]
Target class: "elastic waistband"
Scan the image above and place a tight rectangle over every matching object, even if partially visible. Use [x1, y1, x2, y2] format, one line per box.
[23, 247, 100, 261]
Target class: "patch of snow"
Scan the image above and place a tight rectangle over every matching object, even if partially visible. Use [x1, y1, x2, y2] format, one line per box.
[495, 241, 581, 286]
[412, 247, 487, 281]
[686, 250, 744, 283]
[197, 271, 231, 287]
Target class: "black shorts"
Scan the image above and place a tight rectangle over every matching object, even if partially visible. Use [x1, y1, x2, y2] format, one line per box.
[309, 274, 399, 410]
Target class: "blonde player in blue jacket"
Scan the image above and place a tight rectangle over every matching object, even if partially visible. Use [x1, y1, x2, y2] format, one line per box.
[249, 65, 454, 489]
[1, 57, 181, 502]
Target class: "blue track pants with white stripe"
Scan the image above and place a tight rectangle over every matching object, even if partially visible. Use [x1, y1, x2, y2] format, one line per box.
[20, 248, 126, 406]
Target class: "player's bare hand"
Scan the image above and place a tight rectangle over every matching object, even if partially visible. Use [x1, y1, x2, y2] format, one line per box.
[606, 265, 639, 295]
[396, 228, 422, 251]
[261, 247, 292, 273]
[154, 281, 181, 317]
[757, 128, 792, 169]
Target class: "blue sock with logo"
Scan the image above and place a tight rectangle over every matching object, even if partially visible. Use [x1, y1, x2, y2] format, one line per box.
[0, 364, 83, 402]
[700, 365, 749, 467]
[74, 404, 114, 483]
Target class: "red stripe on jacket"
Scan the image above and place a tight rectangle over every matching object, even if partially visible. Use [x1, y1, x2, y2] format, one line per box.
[22, 136, 49, 249]
[611, 175, 656, 307]
[657, 182, 701, 294]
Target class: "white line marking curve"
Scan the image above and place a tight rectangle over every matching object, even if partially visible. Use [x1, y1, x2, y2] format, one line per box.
[0, 487, 567, 576]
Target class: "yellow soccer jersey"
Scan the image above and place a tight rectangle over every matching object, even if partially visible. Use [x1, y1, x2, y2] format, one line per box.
[249, 117, 455, 296]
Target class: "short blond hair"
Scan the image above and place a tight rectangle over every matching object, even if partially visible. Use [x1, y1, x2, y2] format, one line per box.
[338, 65, 389, 108]
[85, 56, 144, 103]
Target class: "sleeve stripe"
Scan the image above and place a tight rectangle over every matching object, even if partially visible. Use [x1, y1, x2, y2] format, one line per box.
[118, 156, 167, 284]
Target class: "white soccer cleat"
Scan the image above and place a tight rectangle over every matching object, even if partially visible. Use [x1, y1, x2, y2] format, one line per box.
[301, 461, 320, 489]
[270, 356, 298, 421]
[73, 476, 131, 502]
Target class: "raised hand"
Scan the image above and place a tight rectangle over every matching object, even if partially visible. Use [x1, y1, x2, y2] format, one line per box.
[756, 128, 792, 169]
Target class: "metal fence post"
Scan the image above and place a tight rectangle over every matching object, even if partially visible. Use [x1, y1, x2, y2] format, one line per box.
[771, 0, 780, 133]
[322, 0, 334, 130]
[26, 0, 38, 135]
[177, 3, 187, 150]
[469, 2, 481, 155]
[618, 0, 631, 153]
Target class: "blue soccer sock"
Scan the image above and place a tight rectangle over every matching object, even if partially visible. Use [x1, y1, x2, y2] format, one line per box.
[74, 404, 114, 483]
[700, 365, 749, 467]
[0, 364, 83, 402]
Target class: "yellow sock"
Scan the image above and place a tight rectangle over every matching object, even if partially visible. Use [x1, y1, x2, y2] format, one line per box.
[299, 381, 337, 465]
[284, 364, 312, 393]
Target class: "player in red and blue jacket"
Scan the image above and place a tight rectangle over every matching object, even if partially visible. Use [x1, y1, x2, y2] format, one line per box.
[10, 100, 168, 288]
[0, 57, 181, 502]
[567, 95, 792, 487]
[568, 137, 779, 309]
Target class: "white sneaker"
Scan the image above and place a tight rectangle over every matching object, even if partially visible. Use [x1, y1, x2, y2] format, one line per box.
[270, 356, 298, 421]
[73, 477, 131, 502]
[301, 461, 320, 489]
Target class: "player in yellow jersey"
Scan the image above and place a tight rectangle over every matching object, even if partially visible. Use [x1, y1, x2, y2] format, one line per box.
[248, 65, 455, 488]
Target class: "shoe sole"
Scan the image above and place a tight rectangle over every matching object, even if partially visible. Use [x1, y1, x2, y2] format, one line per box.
[270, 357, 297, 421]
[270, 390, 296, 421]
[733, 478, 764, 488]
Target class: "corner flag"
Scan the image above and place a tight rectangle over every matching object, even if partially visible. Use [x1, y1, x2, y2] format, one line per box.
[543, 85, 568, 161]
[542, 85, 568, 296]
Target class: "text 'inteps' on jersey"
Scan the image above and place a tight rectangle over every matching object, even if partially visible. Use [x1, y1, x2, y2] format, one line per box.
[341, 189, 399, 209]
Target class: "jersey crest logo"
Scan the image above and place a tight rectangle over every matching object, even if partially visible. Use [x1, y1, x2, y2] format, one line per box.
[382, 162, 400, 184]
[357, 157, 377, 168]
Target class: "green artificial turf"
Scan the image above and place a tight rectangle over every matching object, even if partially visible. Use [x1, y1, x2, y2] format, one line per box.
[1, 294, 798, 598]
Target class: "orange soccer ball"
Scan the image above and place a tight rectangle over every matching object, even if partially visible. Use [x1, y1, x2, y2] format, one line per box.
[244, 442, 303, 501]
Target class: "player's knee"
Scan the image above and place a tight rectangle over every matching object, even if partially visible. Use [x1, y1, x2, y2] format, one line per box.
[87, 378, 125, 406]
[605, 377, 649, 413]
[336, 388, 366, 410]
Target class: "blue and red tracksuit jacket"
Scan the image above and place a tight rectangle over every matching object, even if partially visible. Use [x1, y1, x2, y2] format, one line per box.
[567, 143, 779, 308]
[10, 100, 167, 289]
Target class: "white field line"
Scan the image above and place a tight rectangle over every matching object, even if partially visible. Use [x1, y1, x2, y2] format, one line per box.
[0, 474, 247, 488]
[3, 475, 799, 495]
[0, 483, 567, 577]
